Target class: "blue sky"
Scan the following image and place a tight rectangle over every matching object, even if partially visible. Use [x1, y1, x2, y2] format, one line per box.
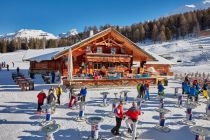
[0, 0, 200, 35]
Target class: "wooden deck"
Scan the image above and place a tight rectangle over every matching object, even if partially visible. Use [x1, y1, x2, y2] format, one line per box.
[63, 77, 157, 87]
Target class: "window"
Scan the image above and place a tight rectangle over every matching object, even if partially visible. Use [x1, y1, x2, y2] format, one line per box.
[86, 46, 92, 53]
[97, 47, 103, 53]
[93, 63, 102, 69]
[121, 48, 125, 54]
[111, 48, 116, 54]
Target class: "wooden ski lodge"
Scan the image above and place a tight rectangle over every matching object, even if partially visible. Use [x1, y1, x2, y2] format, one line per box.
[23, 27, 174, 86]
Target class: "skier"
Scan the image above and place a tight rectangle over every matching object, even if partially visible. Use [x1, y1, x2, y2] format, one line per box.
[144, 82, 150, 100]
[125, 102, 141, 139]
[55, 84, 62, 105]
[68, 85, 77, 108]
[158, 81, 165, 96]
[12, 62, 14, 67]
[193, 80, 200, 102]
[80, 86, 87, 102]
[136, 82, 142, 98]
[182, 81, 185, 95]
[189, 84, 196, 101]
[6, 64, 9, 71]
[17, 67, 20, 74]
[51, 71, 55, 83]
[37, 90, 46, 112]
[202, 80, 209, 99]
[111, 101, 124, 135]
[47, 87, 56, 105]
[139, 82, 145, 99]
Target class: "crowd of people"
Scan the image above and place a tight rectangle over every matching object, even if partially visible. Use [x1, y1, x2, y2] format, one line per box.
[111, 101, 141, 139]
[0, 61, 13, 71]
[37, 84, 88, 112]
[35, 77, 208, 139]
[136, 82, 150, 101]
[37, 84, 63, 112]
[182, 76, 209, 102]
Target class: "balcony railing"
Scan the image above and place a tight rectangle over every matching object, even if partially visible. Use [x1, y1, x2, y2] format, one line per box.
[85, 53, 132, 62]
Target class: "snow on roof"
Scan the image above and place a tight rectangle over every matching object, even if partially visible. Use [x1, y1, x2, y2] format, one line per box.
[145, 50, 175, 65]
[133, 50, 175, 65]
[22, 46, 70, 62]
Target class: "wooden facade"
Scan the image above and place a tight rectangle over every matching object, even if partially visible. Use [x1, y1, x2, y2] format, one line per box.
[51, 27, 156, 78]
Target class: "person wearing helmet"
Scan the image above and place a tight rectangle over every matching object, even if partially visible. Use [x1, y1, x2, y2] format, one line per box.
[111, 101, 124, 135]
[56, 84, 63, 105]
[125, 102, 141, 139]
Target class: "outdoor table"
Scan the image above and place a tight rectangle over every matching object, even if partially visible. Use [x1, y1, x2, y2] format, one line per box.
[86, 116, 104, 140]
[158, 96, 165, 108]
[190, 126, 210, 140]
[41, 121, 60, 140]
[108, 93, 120, 118]
[19, 80, 28, 91]
[199, 99, 210, 120]
[177, 93, 183, 107]
[154, 108, 171, 133]
[99, 92, 110, 107]
[181, 102, 197, 125]
[174, 87, 179, 96]
[120, 90, 130, 103]
[74, 101, 86, 122]
[40, 104, 54, 126]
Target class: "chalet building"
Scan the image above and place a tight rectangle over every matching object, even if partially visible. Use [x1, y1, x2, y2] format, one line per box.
[23, 27, 174, 86]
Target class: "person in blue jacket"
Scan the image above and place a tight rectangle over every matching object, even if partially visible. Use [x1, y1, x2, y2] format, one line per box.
[182, 80, 190, 95]
[190, 85, 196, 96]
[193, 80, 200, 102]
[158, 81, 165, 96]
[80, 86, 87, 102]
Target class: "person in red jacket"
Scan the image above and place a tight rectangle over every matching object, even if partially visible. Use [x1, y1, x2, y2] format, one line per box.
[111, 101, 124, 135]
[37, 90, 46, 112]
[125, 102, 141, 139]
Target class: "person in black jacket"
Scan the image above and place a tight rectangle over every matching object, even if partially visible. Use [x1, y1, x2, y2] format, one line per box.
[47, 87, 56, 105]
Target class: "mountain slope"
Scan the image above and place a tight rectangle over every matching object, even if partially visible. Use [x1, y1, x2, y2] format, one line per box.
[0, 29, 57, 40]
[139, 35, 210, 73]
[169, 0, 210, 15]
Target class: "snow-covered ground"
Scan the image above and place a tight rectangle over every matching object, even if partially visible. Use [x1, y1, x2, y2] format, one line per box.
[0, 69, 210, 140]
[140, 36, 210, 74]
[0, 36, 210, 140]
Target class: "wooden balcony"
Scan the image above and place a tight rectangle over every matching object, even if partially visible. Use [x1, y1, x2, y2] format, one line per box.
[85, 53, 132, 63]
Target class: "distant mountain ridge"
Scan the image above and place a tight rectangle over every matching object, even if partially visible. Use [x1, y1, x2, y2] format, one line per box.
[169, 0, 210, 15]
[0, 29, 57, 40]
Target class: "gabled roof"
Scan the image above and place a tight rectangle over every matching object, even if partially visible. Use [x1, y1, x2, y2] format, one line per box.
[53, 27, 156, 61]
[23, 27, 157, 62]
[22, 46, 70, 61]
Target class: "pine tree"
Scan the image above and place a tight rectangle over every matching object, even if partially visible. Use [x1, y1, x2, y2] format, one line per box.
[165, 27, 172, 41]
[152, 24, 158, 43]
[159, 30, 166, 43]
[1, 40, 7, 53]
[179, 14, 188, 38]
[139, 24, 145, 42]
[133, 28, 140, 42]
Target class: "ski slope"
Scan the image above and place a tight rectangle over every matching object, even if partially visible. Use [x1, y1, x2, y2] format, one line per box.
[140, 36, 210, 74]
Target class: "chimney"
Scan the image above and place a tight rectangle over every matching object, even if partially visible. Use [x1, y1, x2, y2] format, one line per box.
[89, 30, 94, 37]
